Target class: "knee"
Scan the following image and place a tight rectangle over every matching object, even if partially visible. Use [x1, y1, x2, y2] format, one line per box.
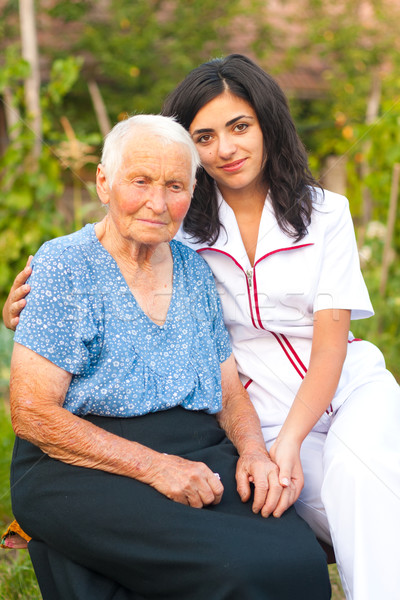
[208, 535, 329, 599]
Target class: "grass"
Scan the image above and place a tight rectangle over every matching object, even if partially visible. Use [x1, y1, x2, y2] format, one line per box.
[329, 564, 345, 599]
[0, 551, 41, 600]
[0, 401, 41, 599]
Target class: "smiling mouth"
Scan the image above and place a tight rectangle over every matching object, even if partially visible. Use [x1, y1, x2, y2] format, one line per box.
[220, 158, 247, 172]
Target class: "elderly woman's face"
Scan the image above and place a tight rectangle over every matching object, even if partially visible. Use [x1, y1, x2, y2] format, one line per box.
[97, 134, 193, 245]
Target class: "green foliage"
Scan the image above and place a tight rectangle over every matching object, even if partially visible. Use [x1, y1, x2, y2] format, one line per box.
[0, 133, 65, 307]
[44, 56, 84, 109]
[77, 0, 270, 120]
[0, 47, 30, 92]
[351, 226, 400, 381]
[286, 0, 400, 309]
[0, 402, 14, 525]
[0, 54, 83, 307]
[47, 0, 91, 21]
[0, 326, 13, 396]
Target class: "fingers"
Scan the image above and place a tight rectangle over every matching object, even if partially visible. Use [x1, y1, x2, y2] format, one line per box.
[2, 258, 32, 330]
[188, 471, 224, 508]
[269, 470, 304, 518]
[237, 457, 283, 516]
[236, 468, 252, 503]
[236, 451, 304, 518]
[209, 472, 224, 505]
[153, 456, 224, 508]
[12, 258, 33, 291]
[3, 292, 30, 330]
[271, 480, 298, 518]
[254, 472, 281, 516]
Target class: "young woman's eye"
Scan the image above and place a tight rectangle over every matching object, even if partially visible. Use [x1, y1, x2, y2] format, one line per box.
[234, 123, 248, 133]
[197, 134, 213, 144]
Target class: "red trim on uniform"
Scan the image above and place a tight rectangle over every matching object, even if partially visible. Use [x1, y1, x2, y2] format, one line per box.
[244, 379, 253, 389]
[254, 244, 314, 267]
[280, 334, 307, 374]
[197, 248, 259, 329]
[269, 331, 305, 379]
[252, 266, 265, 330]
[197, 248, 243, 270]
[196, 246, 324, 393]
[348, 338, 362, 343]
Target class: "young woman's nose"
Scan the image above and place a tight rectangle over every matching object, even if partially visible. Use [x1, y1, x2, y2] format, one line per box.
[218, 134, 237, 159]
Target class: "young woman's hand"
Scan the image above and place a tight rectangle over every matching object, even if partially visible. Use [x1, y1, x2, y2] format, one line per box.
[268, 436, 304, 517]
[2, 257, 32, 330]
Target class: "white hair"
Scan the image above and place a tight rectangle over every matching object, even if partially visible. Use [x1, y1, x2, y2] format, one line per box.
[100, 114, 200, 188]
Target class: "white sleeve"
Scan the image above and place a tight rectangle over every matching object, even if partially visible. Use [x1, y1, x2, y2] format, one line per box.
[313, 194, 374, 320]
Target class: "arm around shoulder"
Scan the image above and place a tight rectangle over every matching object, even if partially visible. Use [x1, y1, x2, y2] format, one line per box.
[2, 257, 33, 330]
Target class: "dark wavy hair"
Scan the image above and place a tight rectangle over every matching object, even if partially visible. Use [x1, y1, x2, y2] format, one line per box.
[162, 54, 321, 244]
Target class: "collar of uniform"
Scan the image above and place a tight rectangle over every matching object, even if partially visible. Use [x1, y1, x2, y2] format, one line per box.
[175, 189, 316, 269]
[206, 190, 315, 269]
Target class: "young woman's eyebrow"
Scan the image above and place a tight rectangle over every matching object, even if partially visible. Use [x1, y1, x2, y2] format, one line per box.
[191, 127, 214, 136]
[192, 115, 255, 136]
[225, 115, 254, 127]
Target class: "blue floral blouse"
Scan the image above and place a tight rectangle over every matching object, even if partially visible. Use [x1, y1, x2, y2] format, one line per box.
[14, 224, 232, 417]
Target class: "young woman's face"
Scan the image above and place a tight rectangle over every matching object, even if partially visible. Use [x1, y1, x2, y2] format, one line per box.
[189, 92, 266, 198]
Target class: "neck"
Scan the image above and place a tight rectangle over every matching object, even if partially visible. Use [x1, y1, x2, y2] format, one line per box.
[95, 217, 169, 273]
[218, 182, 268, 217]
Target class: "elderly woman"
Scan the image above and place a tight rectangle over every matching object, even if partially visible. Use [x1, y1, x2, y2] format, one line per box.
[7, 115, 330, 599]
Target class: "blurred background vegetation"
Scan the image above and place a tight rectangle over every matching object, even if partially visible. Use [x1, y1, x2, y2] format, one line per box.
[0, 0, 399, 597]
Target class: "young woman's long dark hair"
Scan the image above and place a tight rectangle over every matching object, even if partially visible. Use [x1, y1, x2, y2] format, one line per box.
[162, 54, 320, 244]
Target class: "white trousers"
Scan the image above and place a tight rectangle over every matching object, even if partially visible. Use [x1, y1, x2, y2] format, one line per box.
[264, 373, 400, 600]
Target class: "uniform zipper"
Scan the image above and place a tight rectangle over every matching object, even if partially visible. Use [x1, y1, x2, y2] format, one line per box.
[246, 268, 253, 289]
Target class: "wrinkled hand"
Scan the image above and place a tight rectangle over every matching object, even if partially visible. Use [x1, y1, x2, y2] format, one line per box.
[268, 437, 304, 516]
[236, 449, 292, 518]
[2, 256, 32, 331]
[148, 453, 224, 508]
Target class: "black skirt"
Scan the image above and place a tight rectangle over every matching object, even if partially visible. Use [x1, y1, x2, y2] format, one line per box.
[11, 407, 330, 600]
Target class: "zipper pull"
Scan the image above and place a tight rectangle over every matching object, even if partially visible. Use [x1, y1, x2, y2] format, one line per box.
[246, 268, 253, 289]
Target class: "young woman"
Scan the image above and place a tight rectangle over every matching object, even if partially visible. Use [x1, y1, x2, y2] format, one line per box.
[161, 54, 400, 600]
[4, 55, 400, 600]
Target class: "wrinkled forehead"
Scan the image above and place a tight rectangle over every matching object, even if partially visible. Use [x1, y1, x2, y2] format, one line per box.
[120, 134, 193, 181]
[124, 132, 190, 162]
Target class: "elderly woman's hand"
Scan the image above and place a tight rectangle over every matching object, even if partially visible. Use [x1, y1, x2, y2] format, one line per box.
[2, 257, 32, 331]
[236, 449, 297, 518]
[147, 453, 224, 508]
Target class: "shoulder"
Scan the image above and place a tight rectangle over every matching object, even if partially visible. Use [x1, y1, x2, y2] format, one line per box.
[310, 188, 353, 233]
[34, 224, 96, 267]
[29, 225, 99, 292]
[312, 187, 350, 217]
[171, 239, 214, 278]
[312, 187, 348, 211]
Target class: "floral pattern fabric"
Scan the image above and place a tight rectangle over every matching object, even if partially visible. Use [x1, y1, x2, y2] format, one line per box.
[14, 224, 231, 417]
